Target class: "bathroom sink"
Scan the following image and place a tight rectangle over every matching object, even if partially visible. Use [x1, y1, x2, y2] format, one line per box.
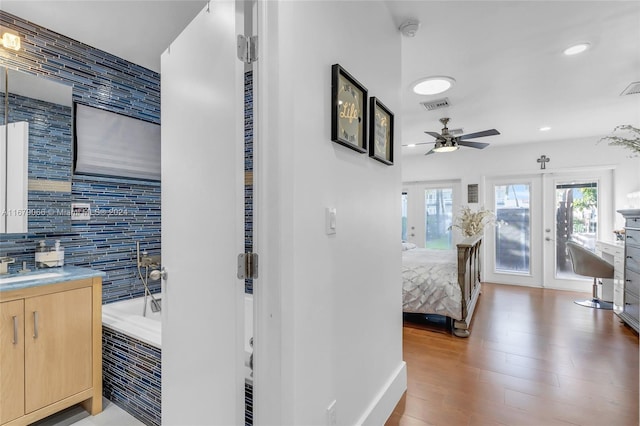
[0, 272, 63, 285]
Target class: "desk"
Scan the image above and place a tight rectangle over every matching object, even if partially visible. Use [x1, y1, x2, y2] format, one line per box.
[595, 240, 625, 312]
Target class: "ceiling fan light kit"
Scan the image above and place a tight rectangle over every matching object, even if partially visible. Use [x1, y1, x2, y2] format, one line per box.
[433, 143, 459, 153]
[412, 76, 456, 95]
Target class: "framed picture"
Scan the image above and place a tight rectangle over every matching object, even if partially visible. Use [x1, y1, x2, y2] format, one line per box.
[369, 97, 394, 165]
[331, 64, 368, 153]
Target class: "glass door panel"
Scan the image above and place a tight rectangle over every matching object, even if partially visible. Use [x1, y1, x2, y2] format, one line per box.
[555, 182, 598, 280]
[424, 188, 453, 249]
[401, 192, 408, 241]
[494, 184, 531, 274]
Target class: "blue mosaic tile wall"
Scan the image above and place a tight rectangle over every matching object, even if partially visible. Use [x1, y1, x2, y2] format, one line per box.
[245, 70, 253, 294]
[103, 326, 161, 426]
[0, 11, 161, 302]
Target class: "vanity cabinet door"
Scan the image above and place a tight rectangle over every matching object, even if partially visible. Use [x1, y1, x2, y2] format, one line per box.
[24, 287, 93, 413]
[0, 300, 25, 424]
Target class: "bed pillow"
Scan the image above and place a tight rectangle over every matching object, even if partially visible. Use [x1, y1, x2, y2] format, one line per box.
[401, 242, 417, 251]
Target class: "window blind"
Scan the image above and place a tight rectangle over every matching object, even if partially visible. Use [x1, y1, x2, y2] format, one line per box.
[74, 103, 160, 181]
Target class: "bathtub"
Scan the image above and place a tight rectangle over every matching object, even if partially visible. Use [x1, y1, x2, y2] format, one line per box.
[102, 294, 162, 348]
[102, 293, 254, 358]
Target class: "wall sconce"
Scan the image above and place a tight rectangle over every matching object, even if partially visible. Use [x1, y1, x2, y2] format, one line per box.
[1, 30, 21, 51]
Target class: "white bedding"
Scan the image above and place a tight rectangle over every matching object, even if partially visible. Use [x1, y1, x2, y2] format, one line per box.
[402, 247, 463, 320]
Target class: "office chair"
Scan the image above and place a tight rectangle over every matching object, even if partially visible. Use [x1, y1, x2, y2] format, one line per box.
[566, 241, 614, 310]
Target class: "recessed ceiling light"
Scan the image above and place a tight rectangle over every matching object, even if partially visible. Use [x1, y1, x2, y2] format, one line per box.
[412, 76, 456, 95]
[539, 126, 551, 132]
[407, 144, 416, 148]
[563, 42, 590, 56]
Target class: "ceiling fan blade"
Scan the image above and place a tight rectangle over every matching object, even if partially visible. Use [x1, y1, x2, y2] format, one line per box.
[402, 142, 430, 147]
[424, 149, 436, 156]
[459, 129, 500, 139]
[424, 131, 442, 139]
[458, 140, 490, 149]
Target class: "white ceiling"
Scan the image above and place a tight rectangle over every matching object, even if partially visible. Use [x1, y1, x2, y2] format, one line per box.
[388, 1, 640, 156]
[2, 1, 639, 157]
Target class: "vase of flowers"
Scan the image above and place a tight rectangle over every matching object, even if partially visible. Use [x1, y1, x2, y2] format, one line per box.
[450, 206, 500, 237]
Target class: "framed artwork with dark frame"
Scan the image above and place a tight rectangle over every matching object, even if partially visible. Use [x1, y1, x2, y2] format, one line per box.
[369, 97, 394, 165]
[331, 64, 368, 153]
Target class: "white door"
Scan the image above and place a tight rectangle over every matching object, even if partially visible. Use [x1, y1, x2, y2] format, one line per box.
[485, 170, 612, 291]
[160, 2, 245, 424]
[485, 175, 542, 287]
[542, 170, 613, 291]
[402, 181, 461, 248]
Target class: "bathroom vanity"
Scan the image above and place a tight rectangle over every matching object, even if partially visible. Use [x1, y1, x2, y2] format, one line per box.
[0, 266, 104, 425]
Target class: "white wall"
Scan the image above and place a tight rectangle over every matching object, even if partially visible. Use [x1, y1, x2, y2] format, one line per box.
[257, 1, 405, 424]
[402, 136, 640, 232]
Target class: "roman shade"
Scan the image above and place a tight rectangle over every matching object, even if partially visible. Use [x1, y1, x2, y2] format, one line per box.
[74, 103, 160, 181]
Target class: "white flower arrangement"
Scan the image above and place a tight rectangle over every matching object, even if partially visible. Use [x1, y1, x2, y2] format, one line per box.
[450, 205, 502, 237]
[599, 125, 640, 157]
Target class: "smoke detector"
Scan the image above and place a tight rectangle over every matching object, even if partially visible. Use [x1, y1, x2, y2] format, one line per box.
[399, 19, 420, 37]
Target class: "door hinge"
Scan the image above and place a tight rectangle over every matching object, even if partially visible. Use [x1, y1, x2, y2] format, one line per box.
[237, 35, 258, 64]
[237, 252, 259, 279]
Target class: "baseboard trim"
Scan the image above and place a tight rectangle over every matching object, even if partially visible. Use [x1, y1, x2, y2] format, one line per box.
[356, 361, 407, 426]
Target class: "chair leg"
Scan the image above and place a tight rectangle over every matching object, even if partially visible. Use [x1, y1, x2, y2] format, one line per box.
[574, 277, 613, 310]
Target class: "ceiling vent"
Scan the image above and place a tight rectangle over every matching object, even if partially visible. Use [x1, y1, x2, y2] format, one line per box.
[421, 97, 450, 111]
[620, 81, 640, 96]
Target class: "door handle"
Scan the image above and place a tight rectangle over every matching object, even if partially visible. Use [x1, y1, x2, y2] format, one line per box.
[149, 267, 167, 281]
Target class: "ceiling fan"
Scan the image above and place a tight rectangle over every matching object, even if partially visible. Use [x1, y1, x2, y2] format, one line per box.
[422, 117, 500, 155]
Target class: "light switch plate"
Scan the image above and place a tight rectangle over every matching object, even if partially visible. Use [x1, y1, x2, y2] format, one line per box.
[325, 207, 336, 235]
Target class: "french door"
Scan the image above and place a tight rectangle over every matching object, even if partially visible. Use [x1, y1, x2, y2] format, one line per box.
[403, 181, 461, 249]
[485, 170, 613, 291]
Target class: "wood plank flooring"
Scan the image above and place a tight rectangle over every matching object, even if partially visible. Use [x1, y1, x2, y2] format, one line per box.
[386, 283, 639, 426]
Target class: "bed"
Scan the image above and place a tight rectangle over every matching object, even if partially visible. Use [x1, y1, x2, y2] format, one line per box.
[402, 234, 483, 337]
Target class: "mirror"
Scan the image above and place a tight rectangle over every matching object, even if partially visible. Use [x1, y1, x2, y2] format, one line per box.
[0, 66, 73, 234]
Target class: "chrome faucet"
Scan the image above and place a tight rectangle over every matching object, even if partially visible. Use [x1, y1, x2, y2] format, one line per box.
[0, 257, 15, 275]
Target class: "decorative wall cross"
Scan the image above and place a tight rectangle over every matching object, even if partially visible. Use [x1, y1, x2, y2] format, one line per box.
[537, 155, 550, 169]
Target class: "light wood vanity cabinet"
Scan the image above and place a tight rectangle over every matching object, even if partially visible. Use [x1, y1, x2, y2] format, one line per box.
[0, 277, 102, 425]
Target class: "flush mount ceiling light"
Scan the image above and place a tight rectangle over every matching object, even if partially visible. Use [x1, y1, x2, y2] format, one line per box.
[563, 42, 590, 56]
[412, 76, 456, 95]
[539, 126, 551, 132]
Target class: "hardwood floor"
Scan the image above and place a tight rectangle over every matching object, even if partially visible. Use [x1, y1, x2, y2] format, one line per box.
[387, 283, 639, 426]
